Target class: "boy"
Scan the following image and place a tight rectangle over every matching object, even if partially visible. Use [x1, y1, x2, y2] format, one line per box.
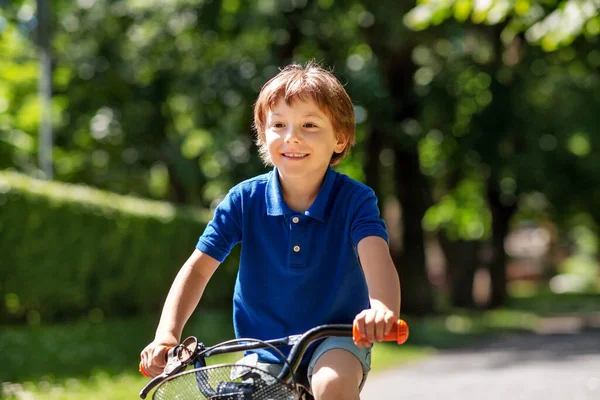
[140, 62, 401, 400]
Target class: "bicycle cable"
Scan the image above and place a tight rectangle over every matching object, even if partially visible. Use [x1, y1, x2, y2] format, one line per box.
[199, 337, 298, 391]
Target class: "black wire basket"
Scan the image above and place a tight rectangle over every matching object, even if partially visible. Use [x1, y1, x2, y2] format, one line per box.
[151, 364, 299, 400]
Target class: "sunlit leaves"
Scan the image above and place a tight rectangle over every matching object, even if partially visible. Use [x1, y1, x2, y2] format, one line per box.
[2, 0, 599, 221]
[148, 162, 169, 197]
[567, 132, 591, 157]
[14, 94, 39, 133]
[419, 129, 449, 178]
[454, 0, 473, 21]
[514, 0, 531, 16]
[405, 0, 600, 52]
[181, 129, 213, 159]
[0, 94, 8, 113]
[318, 0, 334, 9]
[0, 57, 37, 83]
[347, 43, 373, 72]
[0, 40, 39, 162]
[423, 177, 492, 240]
[218, 0, 237, 13]
[407, 0, 598, 242]
[12, 0, 294, 202]
[53, 148, 86, 177]
[1, 129, 35, 153]
[526, 0, 600, 51]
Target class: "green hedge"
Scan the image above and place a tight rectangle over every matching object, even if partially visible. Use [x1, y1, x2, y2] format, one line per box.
[0, 171, 238, 324]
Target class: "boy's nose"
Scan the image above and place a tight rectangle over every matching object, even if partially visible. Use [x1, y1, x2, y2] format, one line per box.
[284, 127, 301, 143]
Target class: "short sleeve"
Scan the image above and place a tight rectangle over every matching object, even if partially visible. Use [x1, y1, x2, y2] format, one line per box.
[196, 189, 242, 262]
[350, 189, 389, 247]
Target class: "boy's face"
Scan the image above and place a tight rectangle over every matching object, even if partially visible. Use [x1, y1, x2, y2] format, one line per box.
[265, 97, 346, 180]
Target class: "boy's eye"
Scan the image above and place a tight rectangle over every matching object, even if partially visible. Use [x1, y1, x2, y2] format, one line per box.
[273, 123, 285, 128]
[303, 123, 318, 128]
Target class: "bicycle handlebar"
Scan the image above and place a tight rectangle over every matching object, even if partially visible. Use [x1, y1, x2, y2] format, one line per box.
[139, 319, 409, 381]
[277, 319, 409, 383]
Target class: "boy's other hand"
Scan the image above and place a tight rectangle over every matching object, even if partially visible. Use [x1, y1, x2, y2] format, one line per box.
[353, 308, 397, 348]
[140, 340, 176, 378]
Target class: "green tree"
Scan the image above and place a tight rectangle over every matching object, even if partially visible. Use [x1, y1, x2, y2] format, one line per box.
[405, 0, 600, 307]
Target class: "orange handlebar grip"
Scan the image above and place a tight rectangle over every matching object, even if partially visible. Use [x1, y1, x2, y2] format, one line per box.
[353, 319, 409, 344]
[139, 346, 173, 378]
[139, 361, 152, 378]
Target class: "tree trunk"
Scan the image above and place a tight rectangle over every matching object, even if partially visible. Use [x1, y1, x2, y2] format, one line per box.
[381, 42, 435, 315]
[37, 0, 53, 179]
[276, 12, 303, 63]
[487, 187, 517, 308]
[364, 127, 384, 209]
[146, 73, 188, 203]
[438, 235, 479, 308]
[394, 148, 435, 315]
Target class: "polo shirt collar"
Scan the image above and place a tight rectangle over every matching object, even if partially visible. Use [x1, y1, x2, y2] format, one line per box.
[265, 168, 292, 216]
[265, 167, 336, 222]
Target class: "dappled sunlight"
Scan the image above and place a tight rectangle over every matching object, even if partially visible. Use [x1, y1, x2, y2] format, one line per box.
[2, 1, 600, 399]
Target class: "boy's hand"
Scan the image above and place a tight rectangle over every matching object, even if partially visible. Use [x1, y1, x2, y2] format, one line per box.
[140, 339, 177, 378]
[353, 308, 397, 348]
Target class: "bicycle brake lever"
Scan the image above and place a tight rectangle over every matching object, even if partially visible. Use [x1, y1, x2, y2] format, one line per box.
[139, 372, 168, 399]
[139, 346, 188, 399]
[163, 345, 191, 375]
[163, 357, 185, 375]
[139, 338, 203, 399]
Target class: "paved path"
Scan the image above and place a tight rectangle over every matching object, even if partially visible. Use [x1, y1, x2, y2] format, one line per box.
[361, 329, 600, 399]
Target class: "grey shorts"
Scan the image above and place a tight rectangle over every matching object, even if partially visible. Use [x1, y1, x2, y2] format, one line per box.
[237, 336, 372, 391]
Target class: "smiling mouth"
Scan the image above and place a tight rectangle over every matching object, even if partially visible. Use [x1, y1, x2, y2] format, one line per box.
[282, 153, 309, 159]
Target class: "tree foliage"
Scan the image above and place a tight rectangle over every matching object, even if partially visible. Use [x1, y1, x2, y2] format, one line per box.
[1, 0, 599, 314]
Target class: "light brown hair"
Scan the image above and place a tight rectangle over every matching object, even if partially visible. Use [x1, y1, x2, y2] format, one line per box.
[253, 61, 356, 166]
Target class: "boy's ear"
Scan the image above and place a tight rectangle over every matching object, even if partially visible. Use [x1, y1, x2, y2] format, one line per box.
[334, 135, 348, 154]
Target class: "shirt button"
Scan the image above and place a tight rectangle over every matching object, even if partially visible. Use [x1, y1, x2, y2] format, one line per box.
[292, 217, 299, 224]
[293, 245, 300, 252]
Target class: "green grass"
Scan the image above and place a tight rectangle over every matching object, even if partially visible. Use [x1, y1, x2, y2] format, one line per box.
[0, 310, 235, 399]
[2, 373, 148, 400]
[2, 291, 599, 399]
[507, 290, 600, 315]
[371, 342, 435, 370]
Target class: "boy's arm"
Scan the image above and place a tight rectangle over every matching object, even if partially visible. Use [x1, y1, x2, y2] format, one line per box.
[153, 249, 221, 343]
[140, 249, 220, 377]
[354, 236, 401, 347]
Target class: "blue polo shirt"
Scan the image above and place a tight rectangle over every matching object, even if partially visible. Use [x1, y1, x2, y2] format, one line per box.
[196, 166, 388, 363]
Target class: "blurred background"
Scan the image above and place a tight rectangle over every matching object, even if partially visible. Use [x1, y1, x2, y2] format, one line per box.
[1, 0, 600, 399]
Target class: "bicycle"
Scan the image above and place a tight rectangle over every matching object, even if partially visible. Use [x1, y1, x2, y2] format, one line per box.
[139, 319, 409, 400]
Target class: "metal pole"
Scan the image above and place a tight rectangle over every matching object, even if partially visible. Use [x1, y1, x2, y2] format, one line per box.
[37, 0, 53, 179]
